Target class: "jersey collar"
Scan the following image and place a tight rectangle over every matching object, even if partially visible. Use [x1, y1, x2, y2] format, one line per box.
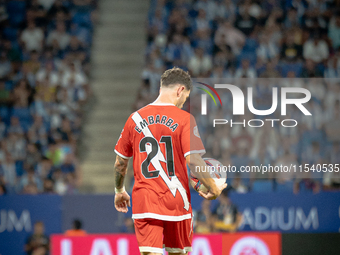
[149, 102, 175, 106]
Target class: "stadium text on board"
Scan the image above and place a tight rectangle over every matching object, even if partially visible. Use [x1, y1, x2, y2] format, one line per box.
[200, 84, 312, 128]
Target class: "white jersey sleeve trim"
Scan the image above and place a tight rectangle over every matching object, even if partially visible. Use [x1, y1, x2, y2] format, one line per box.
[139, 247, 164, 253]
[132, 213, 192, 221]
[114, 149, 132, 159]
[165, 247, 193, 253]
[184, 149, 206, 157]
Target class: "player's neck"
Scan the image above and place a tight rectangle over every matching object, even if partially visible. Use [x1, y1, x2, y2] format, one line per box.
[153, 93, 177, 106]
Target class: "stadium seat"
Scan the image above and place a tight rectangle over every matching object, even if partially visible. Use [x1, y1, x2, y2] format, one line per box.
[299, 182, 313, 193]
[276, 180, 294, 192]
[12, 107, 32, 122]
[6, 1, 26, 27]
[242, 38, 258, 53]
[0, 106, 9, 119]
[237, 52, 257, 68]
[72, 12, 93, 29]
[15, 160, 24, 177]
[252, 180, 274, 193]
[5, 81, 14, 91]
[3, 27, 19, 42]
[279, 62, 303, 77]
[20, 119, 33, 132]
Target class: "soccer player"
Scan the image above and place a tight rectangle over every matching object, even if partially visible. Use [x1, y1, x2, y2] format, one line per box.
[114, 67, 227, 255]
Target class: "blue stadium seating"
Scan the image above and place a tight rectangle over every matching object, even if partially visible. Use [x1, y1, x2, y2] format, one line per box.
[72, 12, 93, 29]
[3, 27, 19, 42]
[276, 181, 295, 192]
[0, 106, 9, 119]
[242, 38, 258, 53]
[252, 180, 274, 192]
[12, 107, 32, 122]
[279, 62, 303, 77]
[15, 161, 24, 177]
[6, 1, 26, 27]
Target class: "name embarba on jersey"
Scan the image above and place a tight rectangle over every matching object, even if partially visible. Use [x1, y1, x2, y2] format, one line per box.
[115, 103, 205, 221]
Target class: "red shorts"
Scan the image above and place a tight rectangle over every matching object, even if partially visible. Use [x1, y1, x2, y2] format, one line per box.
[134, 218, 193, 254]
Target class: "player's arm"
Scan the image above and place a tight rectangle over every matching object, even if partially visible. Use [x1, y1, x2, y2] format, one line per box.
[114, 155, 131, 213]
[186, 153, 227, 200]
[114, 155, 128, 189]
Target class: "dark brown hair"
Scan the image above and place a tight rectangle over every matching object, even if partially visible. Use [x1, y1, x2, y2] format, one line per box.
[160, 67, 192, 91]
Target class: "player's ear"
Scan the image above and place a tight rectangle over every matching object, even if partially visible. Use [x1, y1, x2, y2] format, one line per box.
[177, 85, 185, 97]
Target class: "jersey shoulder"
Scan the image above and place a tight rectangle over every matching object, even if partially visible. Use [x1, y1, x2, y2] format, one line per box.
[137, 104, 190, 118]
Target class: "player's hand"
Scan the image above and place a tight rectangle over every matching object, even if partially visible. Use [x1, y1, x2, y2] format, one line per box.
[114, 191, 131, 213]
[198, 183, 228, 200]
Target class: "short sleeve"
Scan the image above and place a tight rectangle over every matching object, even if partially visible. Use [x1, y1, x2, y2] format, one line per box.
[114, 117, 133, 159]
[181, 114, 205, 157]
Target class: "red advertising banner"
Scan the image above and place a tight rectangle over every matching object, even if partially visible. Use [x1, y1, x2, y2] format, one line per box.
[222, 232, 281, 255]
[51, 232, 280, 255]
[51, 234, 140, 255]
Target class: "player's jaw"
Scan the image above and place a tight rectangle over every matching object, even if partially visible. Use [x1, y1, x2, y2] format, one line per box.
[176, 87, 190, 109]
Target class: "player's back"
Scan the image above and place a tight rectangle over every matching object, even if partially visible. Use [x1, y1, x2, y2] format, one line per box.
[115, 102, 205, 220]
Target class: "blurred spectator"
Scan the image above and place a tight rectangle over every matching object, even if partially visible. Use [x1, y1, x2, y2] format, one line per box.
[23, 182, 39, 194]
[27, 0, 47, 26]
[47, 22, 71, 50]
[275, 149, 298, 183]
[324, 55, 340, 78]
[232, 176, 248, 193]
[257, 33, 279, 64]
[43, 178, 55, 193]
[214, 21, 245, 56]
[65, 219, 87, 236]
[234, 7, 257, 36]
[120, 217, 135, 233]
[235, 59, 256, 78]
[193, 9, 211, 32]
[280, 32, 303, 62]
[301, 141, 322, 165]
[0, 0, 8, 23]
[60, 154, 76, 174]
[48, 0, 70, 20]
[19, 166, 43, 193]
[0, 80, 11, 105]
[188, 47, 212, 76]
[7, 116, 24, 135]
[0, 52, 12, 79]
[215, 0, 235, 21]
[2, 153, 16, 189]
[36, 62, 59, 87]
[20, 21, 44, 53]
[301, 59, 323, 77]
[259, 61, 281, 78]
[303, 34, 329, 64]
[195, 199, 213, 234]
[25, 221, 49, 255]
[23, 50, 41, 74]
[50, 167, 63, 191]
[212, 190, 242, 232]
[323, 167, 340, 190]
[61, 62, 88, 88]
[328, 14, 340, 49]
[284, 8, 301, 28]
[166, 34, 193, 67]
[0, 183, 6, 195]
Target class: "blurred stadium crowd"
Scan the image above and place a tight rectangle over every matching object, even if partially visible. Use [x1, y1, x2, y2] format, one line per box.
[132, 0, 340, 195]
[0, 0, 97, 195]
